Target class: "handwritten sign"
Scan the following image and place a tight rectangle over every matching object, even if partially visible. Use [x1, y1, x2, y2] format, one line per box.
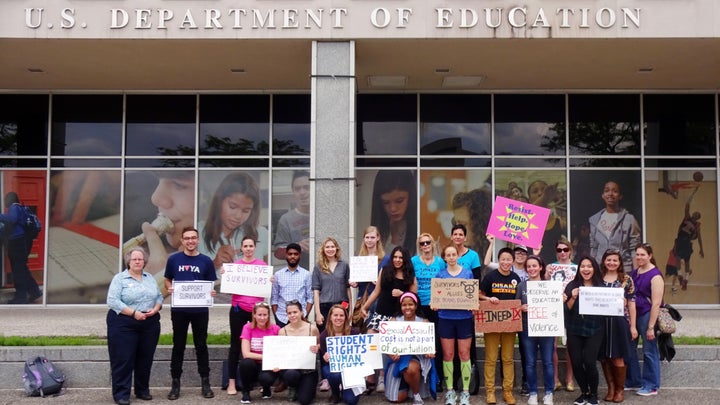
[220, 263, 273, 297]
[430, 278, 479, 310]
[475, 299, 523, 333]
[171, 280, 214, 307]
[262, 336, 317, 370]
[326, 334, 382, 373]
[486, 196, 550, 248]
[377, 321, 435, 355]
[526, 281, 564, 337]
[349, 256, 379, 283]
[579, 287, 625, 316]
[546, 263, 577, 290]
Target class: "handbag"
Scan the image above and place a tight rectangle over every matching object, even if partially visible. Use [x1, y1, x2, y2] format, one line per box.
[656, 306, 676, 334]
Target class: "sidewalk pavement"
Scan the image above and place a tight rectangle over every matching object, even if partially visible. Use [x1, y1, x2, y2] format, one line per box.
[1, 306, 718, 338]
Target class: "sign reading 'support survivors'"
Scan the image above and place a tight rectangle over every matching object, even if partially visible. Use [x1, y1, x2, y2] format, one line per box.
[171, 280, 214, 307]
[526, 281, 564, 337]
[475, 299, 523, 333]
[430, 278, 479, 310]
[486, 196, 550, 248]
[220, 263, 273, 297]
[377, 321, 435, 355]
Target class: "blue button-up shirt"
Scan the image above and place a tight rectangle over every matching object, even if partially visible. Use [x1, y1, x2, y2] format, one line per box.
[271, 266, 313, 324]
[107, 270, 163, 314]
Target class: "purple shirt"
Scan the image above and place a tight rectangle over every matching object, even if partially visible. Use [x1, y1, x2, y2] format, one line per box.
[631, 266, 662, 316]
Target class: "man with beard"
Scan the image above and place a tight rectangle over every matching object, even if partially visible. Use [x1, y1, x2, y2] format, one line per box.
[271, 242, 313, 328]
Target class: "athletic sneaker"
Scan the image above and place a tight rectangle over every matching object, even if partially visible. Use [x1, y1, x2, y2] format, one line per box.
[261, 387, 271, 399]
[376, 380, 385, 393]
[241, 391, 251, 404]
[444, 389, 457, 405]
[528, 393, 538, 405]
[637, 388, 658, 396]
[412, 393, 424, 405]
[542, 392, 553, 405]
[459, 391, 471, 405]
[521, 382, 530, 396]
[585, 393, 599, 405]
[573, 393, 587, 405]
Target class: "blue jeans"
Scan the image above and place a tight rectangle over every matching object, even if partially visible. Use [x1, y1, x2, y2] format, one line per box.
[322, 365, 360, 405]
[520, 332, 555, 395]
[633, 312, 661, 390]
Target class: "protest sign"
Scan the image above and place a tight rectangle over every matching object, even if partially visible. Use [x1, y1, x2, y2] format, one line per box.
[430, 278, 479, 310]
[171, 280, 214, 307]
[349, 255, 378, 283]
[579, 286, 625, 316]
[220, 263, 273, 297]
[526, 281, 564, 337]
[377, 321, 435, 355]
[546, 262, 577, 290]
[486, 196, 550, 248]
[475, 299, 523, 333]
[262, 336, 317, 370]
[326, 334, 383, 373]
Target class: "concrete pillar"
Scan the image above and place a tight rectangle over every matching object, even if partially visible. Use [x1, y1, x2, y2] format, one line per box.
[310, 41, 356, 262]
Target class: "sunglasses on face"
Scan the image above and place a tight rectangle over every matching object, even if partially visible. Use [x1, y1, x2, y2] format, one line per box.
[556, 248, 570, 253]
[419, 241, 432, 246]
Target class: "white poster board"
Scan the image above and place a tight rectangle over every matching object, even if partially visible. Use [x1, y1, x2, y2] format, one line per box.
[349, 256, 378, 283]
[377, 321, 435, 355]
[171, 280, 214, 308]
[526, 280, 564, 337]
[262, 336, 317, 370]
[327, 334, 383, 373]
[579, 286, 625, 316]
[220, 263, 273, 297]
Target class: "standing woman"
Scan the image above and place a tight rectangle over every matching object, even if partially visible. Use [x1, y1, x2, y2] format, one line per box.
[238, 302, 281, 403]
[319, 304, 363, 405]
[629, 244, 663, 397]
[385, 291, 438, 405]
[564, 257, 605, 405]
[353, 226, 389, 331]
[362, 246, 418, 392]
[278, 301, 320, 405]
[516, 255, 555, 405]
[225, 236, 269, 395]
[106, 247, 163, 405]
[313, 237, 353, 332]
[433, 244, 475, 405]
[599, 249, 637, 403]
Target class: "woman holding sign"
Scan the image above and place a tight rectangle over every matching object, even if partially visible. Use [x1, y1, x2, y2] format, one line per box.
[319, 304, 363, 405]
[516, 255, 555, 405]
[546, 239, 577, 392]
[277, 301, 320, 404]
[239, 301, 281, 403]
[385, 291, 437, 405]
[226, 236, 269, 396]
[563, 257, 605, 405]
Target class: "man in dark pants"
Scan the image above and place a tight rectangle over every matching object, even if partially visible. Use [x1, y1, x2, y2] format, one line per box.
[164, 226, 217, 400]
[1, 192, 41, 304]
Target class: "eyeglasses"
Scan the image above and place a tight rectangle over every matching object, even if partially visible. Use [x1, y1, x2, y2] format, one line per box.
[556, 248, 570, 253]
[182, 236, 199, 241]
[419, 240, 432, 246]
[514, 251, 527, 255]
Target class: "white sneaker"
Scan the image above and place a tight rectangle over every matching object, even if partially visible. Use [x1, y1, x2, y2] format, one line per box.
[376, 380, 385, 393]
[413, 393, 424, 405]
[459, 391, 471, 405]
[528, 393, 538, 405]
[542, 392, 553, 405]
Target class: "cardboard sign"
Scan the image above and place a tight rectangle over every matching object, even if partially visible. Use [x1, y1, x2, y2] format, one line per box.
[220, 263, 273, 297]
[430, 278, 479, 310]
[171, 280, 214, 307]
[349, 255, 379, 283]
[526, 281, 565, 337]
[377, 321, 435, 355]
[326, 334, 383, 373]
[262, 336, 317, 370]
[579, 286, 625, 316]
[475, 299, 523, 333]
[486, 196, 550, 248]
[546, 263, 577, 290]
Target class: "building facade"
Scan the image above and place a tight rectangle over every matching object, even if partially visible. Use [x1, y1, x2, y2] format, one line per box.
[1, 0, 719, 305]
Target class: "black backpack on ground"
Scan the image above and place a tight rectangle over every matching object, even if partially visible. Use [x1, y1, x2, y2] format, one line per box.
[23, 356, 65, 397]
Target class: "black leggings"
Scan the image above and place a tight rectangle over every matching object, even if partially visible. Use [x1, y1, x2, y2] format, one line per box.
[238, 358, 277, 392]
[228, 305, 253, 379]
[282, 370, 318, 405]
[567, 332, 604, 395]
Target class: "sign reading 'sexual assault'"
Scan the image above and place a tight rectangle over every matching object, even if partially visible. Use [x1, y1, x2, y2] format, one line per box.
[486, 196, 550, 248]
[377, 321, 435, 355]
[220, 263, 273, 297]
[475, 299, 523, 333]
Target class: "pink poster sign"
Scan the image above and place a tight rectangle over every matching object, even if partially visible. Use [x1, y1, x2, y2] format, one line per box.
[486, 196, 550, 248]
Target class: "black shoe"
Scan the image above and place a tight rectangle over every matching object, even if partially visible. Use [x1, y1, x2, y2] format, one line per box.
[241, 391, 252, 404]
[573, 393, 587, 405]
[585, 393, 599, 405]
[201, 377, 215, 398]
[27, 291, 42, 303]
[520, 382, 530, 396]
[168, 378, 181, 400]
[135, 392, 153, 400]
[116, 399, 130, 405]
[262, 387, 272, 399]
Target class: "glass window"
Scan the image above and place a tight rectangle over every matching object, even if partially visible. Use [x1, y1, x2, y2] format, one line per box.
[125, 95, 196, 157]
[644, 94, 716, 156]
[51, 95, 123, 156]
[199, 95, 270, 156]
[357, 94, 417, 156]
[568, 94, 640, 156]
[271, 170, 311, 269]
[273, 95, 310, 156]
[420, 94, 491, 155]
[494, 94, 566, 156]
[0, 95, 49, 157]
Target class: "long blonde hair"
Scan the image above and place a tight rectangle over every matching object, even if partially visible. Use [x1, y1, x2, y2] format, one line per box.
[416, 232, 438, 256]
[325, 304, 351, 337]
[317, 237, 342, 274]
[359, 226, 385, 265]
